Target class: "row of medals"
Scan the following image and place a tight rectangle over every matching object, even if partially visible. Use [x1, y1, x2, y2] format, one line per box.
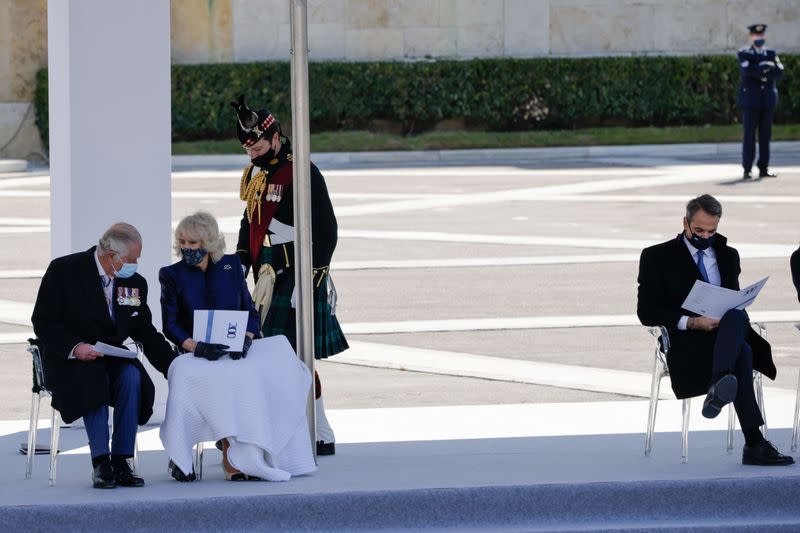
[264, 183, 284, 202]
[117, 287, 141, 306]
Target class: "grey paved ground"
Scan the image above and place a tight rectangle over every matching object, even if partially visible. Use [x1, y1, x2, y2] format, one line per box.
[2, 148, 800, 419]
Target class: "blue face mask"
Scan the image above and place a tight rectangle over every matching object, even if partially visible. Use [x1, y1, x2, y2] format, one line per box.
[112, 255, 138, 279]
[689, 232, 716, 251]
[754, 38, 766, 47]
[181, 247, 207, 266]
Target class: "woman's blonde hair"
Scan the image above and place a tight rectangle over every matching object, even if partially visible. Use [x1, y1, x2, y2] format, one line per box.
[173, 211, 226, 262]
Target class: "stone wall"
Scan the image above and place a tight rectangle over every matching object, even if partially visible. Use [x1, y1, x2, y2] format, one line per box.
[3, 0, 799, 159]
[0, 0, 47, 160]
[214, 0, 800, 62]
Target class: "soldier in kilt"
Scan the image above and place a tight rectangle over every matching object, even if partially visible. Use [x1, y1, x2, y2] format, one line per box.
[231, 95, 346, 456]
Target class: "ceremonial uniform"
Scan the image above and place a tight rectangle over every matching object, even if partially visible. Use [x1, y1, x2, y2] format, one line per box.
[231, 96, 343, 454]
[235, 147, 347, 358]
[737, 24, 784, 179]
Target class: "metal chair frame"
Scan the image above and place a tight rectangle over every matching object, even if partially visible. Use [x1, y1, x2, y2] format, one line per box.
[25, 339, 141, 485]
[194, 442, 205, 480]
[644, 323, 768, 463]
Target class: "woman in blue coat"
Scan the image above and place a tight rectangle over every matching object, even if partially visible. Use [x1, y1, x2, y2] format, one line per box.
[159, 211, 261, 481]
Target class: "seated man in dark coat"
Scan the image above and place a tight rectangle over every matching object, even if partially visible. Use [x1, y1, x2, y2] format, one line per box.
[31, 223, 176, 488]
[637, 194, 793, 465]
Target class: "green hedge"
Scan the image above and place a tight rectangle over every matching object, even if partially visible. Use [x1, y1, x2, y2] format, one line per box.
[34, 55, 798, 147]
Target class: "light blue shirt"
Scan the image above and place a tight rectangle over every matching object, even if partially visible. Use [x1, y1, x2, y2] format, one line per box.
[678, 236, 721, 330]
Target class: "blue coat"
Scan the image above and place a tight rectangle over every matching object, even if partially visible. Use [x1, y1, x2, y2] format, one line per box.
[737, 46, 784, 110]
[159, 254, 260, 349]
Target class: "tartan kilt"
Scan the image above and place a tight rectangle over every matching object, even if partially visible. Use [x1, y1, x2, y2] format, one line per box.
[261, 271, 349, 359]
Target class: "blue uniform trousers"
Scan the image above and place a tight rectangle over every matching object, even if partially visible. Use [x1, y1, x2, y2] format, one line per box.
[741, 107, 774, 173]
[711, 309, 764, 430]
[83, 362, 141, 459]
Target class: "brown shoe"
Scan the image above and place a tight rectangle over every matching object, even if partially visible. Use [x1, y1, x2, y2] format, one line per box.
[221, 438, 247, 481]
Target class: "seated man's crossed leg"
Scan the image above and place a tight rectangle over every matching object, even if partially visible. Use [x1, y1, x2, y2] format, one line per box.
[703, 311, 760, 426]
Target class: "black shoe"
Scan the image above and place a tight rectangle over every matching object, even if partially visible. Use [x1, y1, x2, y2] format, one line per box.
[317, 441, 336, 456]
[759, 170, 778, 178]
[112, 457, 145, 487]
[742, 170, 752, 180]
[742, 440, 795, 466]
[92, 459, 117, 489]
[702, 374, 738, 419]
[168, 460, 196, 482]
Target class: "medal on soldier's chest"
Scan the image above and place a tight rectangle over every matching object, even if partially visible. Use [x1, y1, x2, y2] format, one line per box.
[266, 183, 283, 202]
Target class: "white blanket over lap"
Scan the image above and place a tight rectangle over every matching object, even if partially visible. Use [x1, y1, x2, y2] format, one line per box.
[160, 335, 317, 481]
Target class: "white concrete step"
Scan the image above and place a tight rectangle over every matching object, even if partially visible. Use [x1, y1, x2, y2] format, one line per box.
[0, 159, 27, 173]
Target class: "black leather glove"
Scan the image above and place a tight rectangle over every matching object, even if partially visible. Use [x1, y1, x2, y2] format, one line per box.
[193, 342, 229, 361]
[230, 336, 252, 360]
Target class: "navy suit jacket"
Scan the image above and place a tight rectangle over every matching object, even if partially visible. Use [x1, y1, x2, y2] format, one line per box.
[159, 254, 260, 349]
[737, 46, 784, 110]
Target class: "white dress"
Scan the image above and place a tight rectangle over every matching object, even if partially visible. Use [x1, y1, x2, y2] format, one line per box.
[159, 335, 317, 481]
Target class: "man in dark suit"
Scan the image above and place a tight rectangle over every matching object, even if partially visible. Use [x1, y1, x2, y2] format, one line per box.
[31, 223, 176, 488]
[737, 23, 784, 180]
[637, 194, 793, 465]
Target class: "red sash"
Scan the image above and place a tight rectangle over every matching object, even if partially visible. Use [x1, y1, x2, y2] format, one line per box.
[248, 162, 293, 267]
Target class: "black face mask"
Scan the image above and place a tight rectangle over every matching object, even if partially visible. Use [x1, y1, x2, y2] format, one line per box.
[689, 232, 716, 251]
[754, 38, 766, 47]
[251, 149, 276, 168]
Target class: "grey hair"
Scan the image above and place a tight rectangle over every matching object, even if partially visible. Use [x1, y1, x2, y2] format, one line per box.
[686, 194, 722, 222]
[173, 211, 226, 262]
[98, 223, 142, 257]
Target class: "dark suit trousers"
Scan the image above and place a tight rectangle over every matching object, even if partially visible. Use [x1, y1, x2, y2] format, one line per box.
[83, 362, 141, 459]
[741, 108, 773, 172]
[712, 309, 764, 430]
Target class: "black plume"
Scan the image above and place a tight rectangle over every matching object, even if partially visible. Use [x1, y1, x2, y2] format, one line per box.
[230, 94, 259, 130]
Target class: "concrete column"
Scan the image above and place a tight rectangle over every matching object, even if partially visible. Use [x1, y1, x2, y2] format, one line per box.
[48, 0, 172, 418]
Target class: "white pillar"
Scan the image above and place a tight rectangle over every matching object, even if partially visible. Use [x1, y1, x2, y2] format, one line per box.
[48, 0, 172, 419]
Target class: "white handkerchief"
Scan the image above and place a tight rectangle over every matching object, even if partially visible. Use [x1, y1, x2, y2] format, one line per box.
[269, 219, 295, 245]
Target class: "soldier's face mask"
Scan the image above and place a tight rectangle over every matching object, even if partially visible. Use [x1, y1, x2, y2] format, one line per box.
[754, 38, 766, 47]
[248, 136, 277, 168]
[251, 150, 276, 168]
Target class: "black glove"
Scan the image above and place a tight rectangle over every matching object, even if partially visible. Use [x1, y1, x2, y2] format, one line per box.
[230, 336, 252, 360]
[193, 342, 229, 361]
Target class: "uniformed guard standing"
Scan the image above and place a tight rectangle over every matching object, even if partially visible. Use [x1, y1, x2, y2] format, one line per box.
[231, 95, 347, 456]
[737, 24, 784, 180]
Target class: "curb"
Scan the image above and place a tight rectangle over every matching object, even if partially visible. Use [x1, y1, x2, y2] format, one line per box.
[171, 140, 800, 168]
[0, 159, 27, 173]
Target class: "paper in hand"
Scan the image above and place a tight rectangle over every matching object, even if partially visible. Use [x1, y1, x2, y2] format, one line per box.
[681, 277, 768, 320]
[92, 342, 137, 359]
[192, 310, 248, 352]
